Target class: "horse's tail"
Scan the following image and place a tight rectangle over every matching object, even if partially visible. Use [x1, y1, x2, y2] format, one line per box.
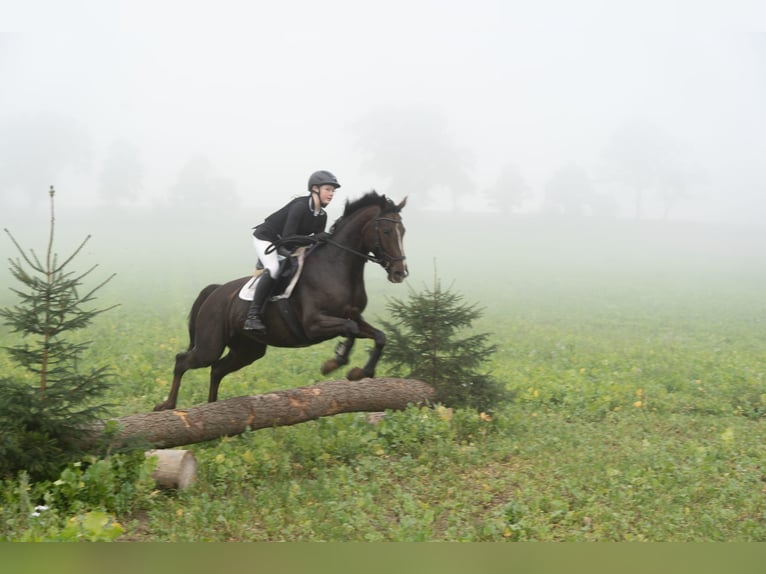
[187, 283, 221, 350]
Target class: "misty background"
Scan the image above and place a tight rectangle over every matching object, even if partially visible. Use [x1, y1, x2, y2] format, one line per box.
[1, 1, 765, 303]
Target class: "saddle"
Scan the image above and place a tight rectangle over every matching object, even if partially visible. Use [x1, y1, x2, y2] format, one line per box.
[238, 246, 309, 302]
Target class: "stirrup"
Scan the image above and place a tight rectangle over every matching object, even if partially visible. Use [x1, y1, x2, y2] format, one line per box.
[244, 315, 266, 332]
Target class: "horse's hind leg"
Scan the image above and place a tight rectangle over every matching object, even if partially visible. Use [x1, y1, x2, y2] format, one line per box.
[155, 350, 200, 411]
[208, 343, 266, 403]
[321, 336, 356, 375]
[155, 343, 225, 411]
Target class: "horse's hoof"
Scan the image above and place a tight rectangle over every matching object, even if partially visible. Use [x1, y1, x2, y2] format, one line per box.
[321, 359, 339, 375]
[346, 367, 365, 381]
[153, 402, 172, 411]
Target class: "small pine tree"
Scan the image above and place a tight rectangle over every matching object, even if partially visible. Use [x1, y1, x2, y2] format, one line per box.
[379, 267, 508, 412]
[0, 186, 116, 480]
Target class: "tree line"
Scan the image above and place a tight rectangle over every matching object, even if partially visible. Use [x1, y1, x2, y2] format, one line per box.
[1, 108, 702, 219]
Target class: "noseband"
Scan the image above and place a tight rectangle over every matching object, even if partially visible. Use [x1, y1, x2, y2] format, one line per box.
[371, 216, 407, 270]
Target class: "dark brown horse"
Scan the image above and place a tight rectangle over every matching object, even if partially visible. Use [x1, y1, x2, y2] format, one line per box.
[154, 191, 408, 411]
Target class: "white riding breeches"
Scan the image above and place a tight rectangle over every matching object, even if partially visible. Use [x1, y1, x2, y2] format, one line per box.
[253, 237, 280, 277]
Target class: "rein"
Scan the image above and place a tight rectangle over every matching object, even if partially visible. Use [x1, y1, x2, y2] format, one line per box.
[322, 236, 386, 266]
[269, 215, 405, 269]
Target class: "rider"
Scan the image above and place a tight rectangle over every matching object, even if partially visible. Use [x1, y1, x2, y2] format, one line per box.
[243, 170, 341, 332]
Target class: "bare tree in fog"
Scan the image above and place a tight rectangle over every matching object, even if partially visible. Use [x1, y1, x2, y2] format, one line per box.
[352, 104, 473, 210]
[486, 162, 529, 214]
[656, 163, 696, 220]
[0, 113, 90, 207]
[169, 155, 239, 210]
[543, 164, 595, 217]
[602, 120, 697, 219]
[98, 139, 143, 205]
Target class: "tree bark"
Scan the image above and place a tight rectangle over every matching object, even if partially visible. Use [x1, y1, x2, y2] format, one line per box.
[86, 378, 433, 450]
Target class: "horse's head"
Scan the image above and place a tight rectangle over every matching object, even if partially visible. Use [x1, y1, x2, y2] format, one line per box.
[368, 197, 408, 283]
[331, 192, 409, 283]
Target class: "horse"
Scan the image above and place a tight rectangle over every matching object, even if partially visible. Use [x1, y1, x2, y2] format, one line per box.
[154, 191, 408, 411]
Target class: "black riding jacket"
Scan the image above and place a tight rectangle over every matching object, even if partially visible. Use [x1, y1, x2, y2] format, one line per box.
[252, 195, 327, 249]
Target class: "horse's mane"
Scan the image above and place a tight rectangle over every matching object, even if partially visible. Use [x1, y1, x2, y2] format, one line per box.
[329, 190, 400, 233]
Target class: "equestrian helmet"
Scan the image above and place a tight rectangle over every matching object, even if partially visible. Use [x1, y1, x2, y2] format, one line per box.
[308, 170, 341, 190]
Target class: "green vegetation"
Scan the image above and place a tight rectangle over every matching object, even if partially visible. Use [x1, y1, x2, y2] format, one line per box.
[0, 210, 764, 541]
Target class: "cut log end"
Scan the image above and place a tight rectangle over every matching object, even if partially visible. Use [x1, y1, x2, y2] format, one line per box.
[146, 449, 197, 489]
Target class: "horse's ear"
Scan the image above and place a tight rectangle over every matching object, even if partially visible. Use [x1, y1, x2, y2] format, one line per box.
[397, 197, 408, 211]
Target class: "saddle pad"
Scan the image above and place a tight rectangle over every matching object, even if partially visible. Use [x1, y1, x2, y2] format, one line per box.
[237, 272, 263, 301]
[237, 247, 308, 301]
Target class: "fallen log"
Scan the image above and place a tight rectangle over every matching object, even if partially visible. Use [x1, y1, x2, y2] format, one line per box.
[88, 377, 434, 450]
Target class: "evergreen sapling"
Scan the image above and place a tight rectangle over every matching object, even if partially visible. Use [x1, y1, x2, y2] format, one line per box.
[0, 186, 116, 480]
[379, 269, 508, 412]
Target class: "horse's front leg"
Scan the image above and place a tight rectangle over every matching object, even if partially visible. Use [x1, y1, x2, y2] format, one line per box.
[305, 315, 361, 376]
[306, 314, 386, 380]
[346, 316, 386, 381]
[321, 336, 356, 375]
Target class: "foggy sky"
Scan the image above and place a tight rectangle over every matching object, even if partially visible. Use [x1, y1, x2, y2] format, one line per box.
[1, 0, 765, 223]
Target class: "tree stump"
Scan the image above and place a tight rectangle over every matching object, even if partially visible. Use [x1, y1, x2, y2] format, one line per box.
[146, 449, 197, 490]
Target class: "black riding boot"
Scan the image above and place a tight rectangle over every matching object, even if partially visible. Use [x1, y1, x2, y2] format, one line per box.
[243, 272, 275, 332]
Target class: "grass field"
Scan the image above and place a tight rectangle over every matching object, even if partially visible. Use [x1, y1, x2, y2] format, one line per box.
[1, 210, 765, 541]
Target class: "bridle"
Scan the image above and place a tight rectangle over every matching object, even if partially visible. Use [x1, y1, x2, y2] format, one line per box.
[313, 215, 404, 271]
[369, 216, 407, 270]
[270, 214, 406, 271]
[320, 215, 406, 270]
